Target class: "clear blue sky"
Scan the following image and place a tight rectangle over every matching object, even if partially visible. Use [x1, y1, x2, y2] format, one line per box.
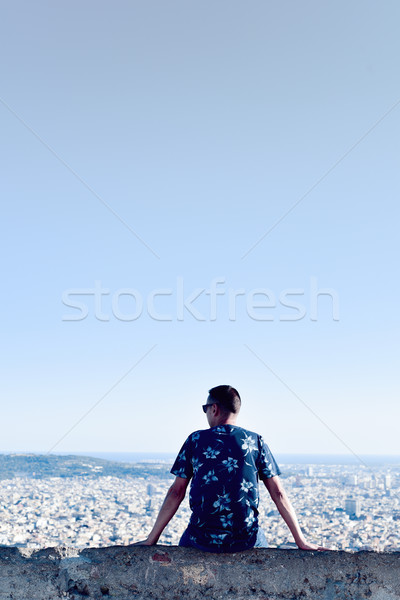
[1, 1, 399, 457]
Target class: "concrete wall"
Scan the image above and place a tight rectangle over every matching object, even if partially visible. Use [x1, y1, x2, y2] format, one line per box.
[0, 545, 399, 600]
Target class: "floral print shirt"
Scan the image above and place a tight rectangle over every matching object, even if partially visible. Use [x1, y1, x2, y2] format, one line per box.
[171, 424, 281, 552]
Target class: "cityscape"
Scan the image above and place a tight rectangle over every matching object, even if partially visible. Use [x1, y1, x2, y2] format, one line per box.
[0, 455, 398, 552]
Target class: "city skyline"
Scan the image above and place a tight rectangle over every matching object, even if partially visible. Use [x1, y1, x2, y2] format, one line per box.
[0, 455, 398, 552]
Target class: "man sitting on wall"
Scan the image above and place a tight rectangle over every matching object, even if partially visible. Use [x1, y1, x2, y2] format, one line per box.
[135, 385, 326, 552]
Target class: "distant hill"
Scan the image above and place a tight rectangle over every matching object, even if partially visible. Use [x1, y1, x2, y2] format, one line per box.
[0, 454, 172, 480]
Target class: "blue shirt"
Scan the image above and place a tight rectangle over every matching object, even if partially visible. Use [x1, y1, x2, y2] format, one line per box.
[171, 424, 281, 552]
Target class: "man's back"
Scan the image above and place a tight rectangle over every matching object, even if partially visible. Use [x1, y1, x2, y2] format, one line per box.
[135, 385, 326, 552]
[171, 424, 281, 552]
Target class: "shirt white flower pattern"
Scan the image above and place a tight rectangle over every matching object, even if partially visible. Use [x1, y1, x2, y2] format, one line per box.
[203, 469, 218, 485]
[171, 425, 280, 552]
[222, 457, 239, 472]
[240, 479, 254, 493]
[241, 433, 257, 455]
[213, 492, 231, 512]
[203, 446, 221, 459]
[192, 457, 203, 474]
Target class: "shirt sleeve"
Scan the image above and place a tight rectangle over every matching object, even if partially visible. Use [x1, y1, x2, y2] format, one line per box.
[257, 435, 281, 480]
[170, 435, 193, 480]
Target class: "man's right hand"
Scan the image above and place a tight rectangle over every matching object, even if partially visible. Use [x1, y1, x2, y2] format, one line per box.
[297, 540, 330, 551]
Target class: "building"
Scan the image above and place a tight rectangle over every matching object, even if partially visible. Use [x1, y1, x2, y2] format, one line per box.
[345, 497, 361, 519]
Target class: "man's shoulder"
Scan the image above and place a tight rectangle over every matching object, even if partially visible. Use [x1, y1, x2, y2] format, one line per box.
[234, 425, 262, 437]
[187, 428, 208, 439]
[228, 425, 263, 441]
[188, 425, 263, 440]
[181, 426, 265, 448]
[181, 429, 208, 446]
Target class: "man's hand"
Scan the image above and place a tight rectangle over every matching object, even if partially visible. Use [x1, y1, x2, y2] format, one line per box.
[264, 477, 331, 551]
[131, 538, 155, 546]
[128, 477, 189, 548]
[296, 540, 330, 551]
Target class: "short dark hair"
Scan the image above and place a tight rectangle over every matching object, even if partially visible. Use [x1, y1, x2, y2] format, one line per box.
[208, 385, 241, 415]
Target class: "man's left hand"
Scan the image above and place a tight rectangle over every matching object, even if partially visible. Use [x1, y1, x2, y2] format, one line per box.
[130, 538, 155, 546]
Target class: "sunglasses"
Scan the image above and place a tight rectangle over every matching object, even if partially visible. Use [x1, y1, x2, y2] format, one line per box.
[202, 402, 218, 413]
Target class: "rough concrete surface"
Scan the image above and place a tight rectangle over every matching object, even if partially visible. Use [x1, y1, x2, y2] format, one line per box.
[0, 545, 399, 600]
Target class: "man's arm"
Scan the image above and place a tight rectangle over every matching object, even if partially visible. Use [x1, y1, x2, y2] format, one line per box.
[263, 476, 328, 551]
[133, 476, 190, 546]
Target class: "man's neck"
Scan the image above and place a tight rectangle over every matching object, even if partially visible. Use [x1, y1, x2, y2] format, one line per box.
[214, 416, 237, 427]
